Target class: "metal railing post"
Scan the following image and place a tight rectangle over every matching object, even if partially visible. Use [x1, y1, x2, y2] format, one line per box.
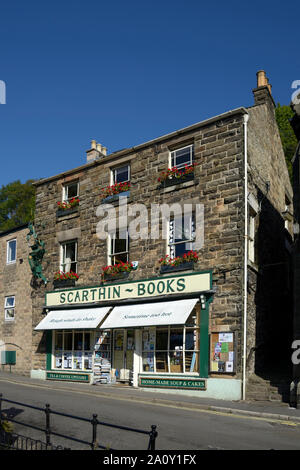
[91, 414, 98, 450]
[45, 403, 51, 447]
[148, 425, 158, 450]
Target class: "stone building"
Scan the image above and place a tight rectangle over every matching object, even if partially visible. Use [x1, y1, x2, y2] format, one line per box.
[0, 224, 33, 375]
[30, 71, 293, 400]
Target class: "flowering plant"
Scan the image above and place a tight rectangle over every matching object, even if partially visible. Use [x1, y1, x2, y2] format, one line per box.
[102, 261, 134, 278]
[158, 163, 197, 183]
[159, 251, 198, 267]
[54, 271, 79, 281]
[102, 182, 131, 199]
[57, 197, 80, 210]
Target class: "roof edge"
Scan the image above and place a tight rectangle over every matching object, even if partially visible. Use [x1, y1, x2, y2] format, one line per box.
[34, 107, 248, 187]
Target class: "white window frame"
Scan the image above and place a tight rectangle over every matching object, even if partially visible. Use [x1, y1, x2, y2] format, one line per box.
[62, 181, 79, 202]
[4, 296, 15, 322]
[168, 213, 196, 259]
[7, 239, 17, 264]
[60, 240, 78, 273]
[52, 330, 94, 371]
[248, 209, 256, 264]
[141, 318, 200, 375]
[170, 144, 194, 169]
[108, 229, 129, 265]
[111, 164, 130, 185]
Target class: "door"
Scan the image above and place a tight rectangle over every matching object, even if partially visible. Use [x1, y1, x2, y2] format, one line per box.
[113, 329, 134, 382]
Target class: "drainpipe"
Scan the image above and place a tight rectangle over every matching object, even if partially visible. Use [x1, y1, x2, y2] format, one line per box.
[242, 113, 249, 401]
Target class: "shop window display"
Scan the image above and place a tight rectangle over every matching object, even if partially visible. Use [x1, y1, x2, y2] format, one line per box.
[142, 311, 199, 374]
[53, 331, 93, 371]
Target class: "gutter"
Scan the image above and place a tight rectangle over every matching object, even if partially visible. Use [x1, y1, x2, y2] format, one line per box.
[242, 113, 249, 400]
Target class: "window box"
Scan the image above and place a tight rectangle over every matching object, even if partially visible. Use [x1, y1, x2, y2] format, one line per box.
[101, 190, 130, 205]
[160, 261, 195, 274]
[159, 172, 194, 189]
[56, 206, 79, 218]
[102, 271, 130, 283]
[53, 278, 76, 289]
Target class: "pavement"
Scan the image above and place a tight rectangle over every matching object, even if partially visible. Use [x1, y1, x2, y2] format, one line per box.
[1, 370, 300, 424]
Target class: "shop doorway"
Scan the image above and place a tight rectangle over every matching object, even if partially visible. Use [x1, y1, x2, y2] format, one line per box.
[113, 329, 135, 382]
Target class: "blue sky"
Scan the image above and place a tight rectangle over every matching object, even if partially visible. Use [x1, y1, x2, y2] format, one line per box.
[1, 0, 299, 186]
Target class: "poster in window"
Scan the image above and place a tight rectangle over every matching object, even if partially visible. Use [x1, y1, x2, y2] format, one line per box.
[210, 332, 235, 374]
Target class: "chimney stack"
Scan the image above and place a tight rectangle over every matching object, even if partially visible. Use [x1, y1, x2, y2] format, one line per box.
[253, 70, 275, 111]
[86, 140, 108, 163]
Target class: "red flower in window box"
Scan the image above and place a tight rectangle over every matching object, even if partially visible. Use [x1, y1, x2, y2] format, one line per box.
[57, 197, 80, 210]
[158, 251, 198, 267]
[101, 182, 131, 199]
[102, 261, 134, 276]
[54, 271, 79, 281]
[158, 163, 197, 183]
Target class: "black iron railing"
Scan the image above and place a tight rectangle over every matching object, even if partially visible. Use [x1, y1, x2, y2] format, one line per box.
[0, 393, 158, 450]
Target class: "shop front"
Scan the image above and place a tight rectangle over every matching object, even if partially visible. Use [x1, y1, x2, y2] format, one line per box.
[34, 271, 242, 399]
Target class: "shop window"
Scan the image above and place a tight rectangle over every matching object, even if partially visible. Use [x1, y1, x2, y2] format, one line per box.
[60, 240, 78, 273]
[4, 296, 15, 321]
[168, 213, 195, 258]
[63, 181, 79, 202]
[112, 164, 130, 185]
[142, 312, 199, 374]
[7, 239, 17, 264]
[170, 144, 194, 169]
[53, 331, 93, 371]
[109, 229, 129, 264]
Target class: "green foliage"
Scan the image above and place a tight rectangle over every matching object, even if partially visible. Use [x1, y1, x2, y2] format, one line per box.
[0, 180, 36, 233]
[275, 103, 298, 181]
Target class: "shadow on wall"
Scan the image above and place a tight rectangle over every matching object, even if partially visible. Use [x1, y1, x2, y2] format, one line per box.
[254, 189, 293, 379]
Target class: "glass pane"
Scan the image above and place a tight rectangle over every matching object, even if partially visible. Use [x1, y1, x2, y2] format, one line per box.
[114, 166, 129, 183]
[170, 328, 183, 350]
[63, 352, 72, 369]
[114, 331, 124, 350]
[185, 329, 198, 350]
[66, 183, 78, 199]
[174, 146, 193, 168]
[84, 333, 91, 351]
[54, 353, 62, 369]
[156, 329, 168, 350]
[170, 351, 183, 373]
[142, 352, 154, 372]
[65, 243, 76, 262]
[73, 351, 82, 369]
[84, 353, 93, 370]
[113, 252, 128, 264]
[5, 297, 15, 307]
[155, 352, 168, 372]
[5, 309, 15, 320]
[127, 330, 134, 350]
[55, 332, 63, 350]
[74, 332, 83, 350]
[64, 332, 72, 350]
[185, 351, 199, 372]
[114, 236, 127, 254]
